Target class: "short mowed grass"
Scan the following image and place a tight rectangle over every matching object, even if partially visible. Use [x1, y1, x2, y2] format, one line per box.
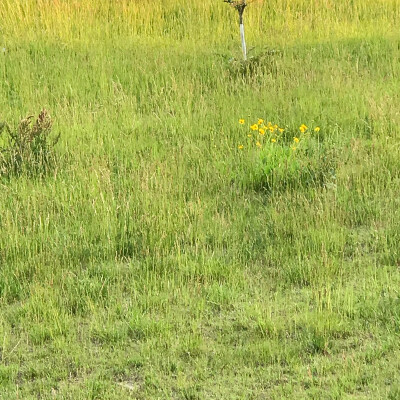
[1, 0, 400, 398]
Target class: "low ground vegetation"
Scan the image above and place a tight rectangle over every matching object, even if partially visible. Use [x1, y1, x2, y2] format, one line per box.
[0, 0, 399, 398]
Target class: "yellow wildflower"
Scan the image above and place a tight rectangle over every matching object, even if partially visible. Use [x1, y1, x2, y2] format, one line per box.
[271, 138, 277, 143]
[250, 124, 258, 131]
[248, 134, 252, 137]
[259, 128, 265, 135]
[291, 146, 297, 151]
[239, 119, 245, 125]
[299, 124, 308, 133]
[256, 141, 262, 148]
[279, 128, 284, 133]
[293, 137, 300, 143]
[238, 144, 244, 149]
[273, 124, 278, 129]
[258, 119, 264, 125]
[314, 127, 320, 132]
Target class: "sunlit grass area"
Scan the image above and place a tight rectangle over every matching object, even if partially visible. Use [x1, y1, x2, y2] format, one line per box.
[1, 1, 400, 398]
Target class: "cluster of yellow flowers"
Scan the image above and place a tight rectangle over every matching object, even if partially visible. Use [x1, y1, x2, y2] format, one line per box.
[238, 118, 285, 149]
[237, 118, 320, 151]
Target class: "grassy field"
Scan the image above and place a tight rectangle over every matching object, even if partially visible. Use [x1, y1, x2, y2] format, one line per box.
[1, 0, 400, 398]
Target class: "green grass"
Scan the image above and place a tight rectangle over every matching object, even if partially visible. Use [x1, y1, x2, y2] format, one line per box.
[1, 1, 400, 398]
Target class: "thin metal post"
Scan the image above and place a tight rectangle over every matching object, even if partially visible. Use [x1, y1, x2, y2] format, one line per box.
[224, 0, 248, 61]
[238, 4, 247, 61]
[240, 22, 247, 61]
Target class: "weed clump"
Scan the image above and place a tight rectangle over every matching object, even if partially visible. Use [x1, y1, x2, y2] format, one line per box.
[0, 109, 60, 178]
[236, 118, 337, 192]
[228, 49, 281, 79]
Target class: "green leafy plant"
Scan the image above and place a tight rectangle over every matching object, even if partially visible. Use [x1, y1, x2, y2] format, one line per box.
[227, 48, 282, 79]
[0, 109, 60, 178]
[236, 118, 336, 191]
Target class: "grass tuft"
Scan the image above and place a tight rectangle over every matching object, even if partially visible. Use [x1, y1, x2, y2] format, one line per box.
[0, 109, 60, 178]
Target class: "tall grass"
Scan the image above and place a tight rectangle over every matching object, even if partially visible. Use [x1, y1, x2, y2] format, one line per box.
[0, 0, 400, 398]
[1, 0, 399, 45]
